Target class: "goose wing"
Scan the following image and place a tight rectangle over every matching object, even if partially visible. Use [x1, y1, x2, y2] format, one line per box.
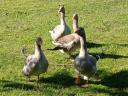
[23, 55, 39, 75]
[58, 34, 75, 43]
[49, 25, 64, 41]
[50, 34, 79, 51]
[25, 55, 38, 67]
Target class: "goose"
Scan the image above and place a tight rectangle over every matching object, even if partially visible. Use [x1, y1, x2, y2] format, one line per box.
[49, 5, 71, 42]
[48, 14, 80, 56]
[21, 37, 48, 81]
[74, 27, 100, 88]
[48, 29, 82, 59]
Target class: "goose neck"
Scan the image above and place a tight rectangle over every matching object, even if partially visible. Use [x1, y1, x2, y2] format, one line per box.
[78, 36, 88, 58]
[73, 19, 78, 32]
[34, 43, 41, 57]
[60, 12, 65, 25]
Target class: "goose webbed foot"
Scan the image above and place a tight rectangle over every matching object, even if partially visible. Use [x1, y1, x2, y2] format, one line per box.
[81, 80, 88, 88]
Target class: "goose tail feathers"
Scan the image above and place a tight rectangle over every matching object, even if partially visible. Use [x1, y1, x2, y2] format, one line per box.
[95, 55, 100, 61]
[20, 48, 27, 59]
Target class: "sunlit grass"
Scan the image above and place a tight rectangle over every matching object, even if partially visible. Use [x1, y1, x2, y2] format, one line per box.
[0, 0, 128, 96]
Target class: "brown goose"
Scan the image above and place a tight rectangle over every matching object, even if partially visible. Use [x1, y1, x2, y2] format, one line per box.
[74, 27, 100, 88]
[49, 5, 71, 41]
[22, 37, 48, 81]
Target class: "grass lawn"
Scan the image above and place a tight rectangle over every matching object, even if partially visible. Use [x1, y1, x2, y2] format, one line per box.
[0, 0, 128, 96]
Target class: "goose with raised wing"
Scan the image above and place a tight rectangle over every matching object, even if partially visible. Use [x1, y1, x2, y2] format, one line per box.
[49, 5, 71, 42]
[22, 37, 48, 81]
[74, 27, 100, 88]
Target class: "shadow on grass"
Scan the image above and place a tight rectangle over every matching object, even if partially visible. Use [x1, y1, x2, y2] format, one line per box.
[89, 70, 128, 95]
[0, 80, 35, 92]
[91, 87, 128, 96]
[101, 70, 128, 89]
[91, 70, 128, 89]
[70, 52, 128, 60]
[116, 43, 128, 47]
[86, 42, 104, 48]
[90, 52, 128, 59]
[40, 69, 75, 87]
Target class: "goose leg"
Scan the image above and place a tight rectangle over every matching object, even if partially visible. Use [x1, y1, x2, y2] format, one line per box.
[94, 73, 101, 81]
[28, 77, 30, 82]
[74, 74, 81, 85]
[37, 75, 40, 81]
[81, 76, 88, 88]
[69, 55, 75, 62]
[27, 77, 31, 82]
[67, 53, 74, 62]
[36, 75, 40, 87]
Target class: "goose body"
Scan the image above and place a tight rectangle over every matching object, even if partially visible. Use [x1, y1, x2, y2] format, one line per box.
[74, 28, 99, 87]
[22, 37, 48, 81]
[49, 5, 71, 41]
[75, 55, 97, 78]
[52, 32, 80, 54]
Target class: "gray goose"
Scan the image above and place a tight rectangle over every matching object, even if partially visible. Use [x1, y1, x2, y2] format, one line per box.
[48, 14, 80, 57]
[22, 37, 48, 81]
[74, 27, 100, 88]
[49, 5, 71, 42]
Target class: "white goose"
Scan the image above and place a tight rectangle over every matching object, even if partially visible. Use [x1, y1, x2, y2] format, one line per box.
[49, 5, 71, 42]
[74, 27, 100, 88]
[48, 14, 80, 56]
[22, 37, 48, 81]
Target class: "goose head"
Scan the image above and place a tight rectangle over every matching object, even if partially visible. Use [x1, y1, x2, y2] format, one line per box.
[36, 37, 43, 48]
[58, 5, 65, 14]
[75, 27, 86, 39]
[73, 14, 78, 21]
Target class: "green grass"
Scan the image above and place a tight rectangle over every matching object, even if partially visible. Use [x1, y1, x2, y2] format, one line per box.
[0, 0, 128, 96]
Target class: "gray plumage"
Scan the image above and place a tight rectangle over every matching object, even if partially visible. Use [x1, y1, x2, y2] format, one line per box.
[74, 27, 99, 80]
[22, 37, 48, 80]
[75, 55, 97, 78]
